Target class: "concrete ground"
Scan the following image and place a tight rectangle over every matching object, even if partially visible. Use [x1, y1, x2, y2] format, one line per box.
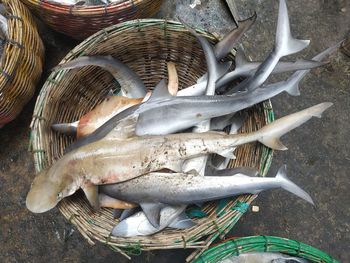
[0, 0, 349, 262]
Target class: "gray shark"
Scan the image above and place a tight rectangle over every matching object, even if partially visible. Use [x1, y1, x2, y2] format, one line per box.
[53, 55, 147, 98]
[101, 165, 314, 228]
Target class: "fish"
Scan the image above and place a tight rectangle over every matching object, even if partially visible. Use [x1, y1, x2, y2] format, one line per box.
[225, 38, 342, 95]
[61, 0, 324, 150]
[26, 102, 331, 214]
[52, 60, 178, 137]
[237, 0, 310, 92]
[185, 12, 256, 89]
[52, 96, 142, 138]
[54, 50, 321, 140]
[134, 73, 299, 136]
[180, 0, 311, 97]
[179, 18, 231, 175]
[214, 13, 257, 60]
[178, 54, 325, 96]
[101, 165, 314, 228]
[178, 17, 231, 95]
[218, 252, 309, 263]
[52, 55, 147, 98]
[111, 205, 191, 237]
[63, 68, 312, 153]
[136, 35, 340, 137]
[134, 0, 307, 136]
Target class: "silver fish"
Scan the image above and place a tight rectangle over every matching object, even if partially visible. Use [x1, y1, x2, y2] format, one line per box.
[53, 55, 147, 98]
[101, 165, 314, 227]
[178, 17, 231, 95]
[136, 36, 340, 137]
[240, 0, 309, 92]
[134, 72, 299, 136]
[26, 102, 331, 214]
[180, 0, 310, 97]
[219, 252, 309, 263]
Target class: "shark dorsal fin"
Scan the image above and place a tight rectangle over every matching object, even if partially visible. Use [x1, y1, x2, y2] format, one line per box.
[148, 79, 172, 102]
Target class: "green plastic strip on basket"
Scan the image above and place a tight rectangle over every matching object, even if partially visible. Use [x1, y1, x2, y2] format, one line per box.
[193, 235, 339, 263]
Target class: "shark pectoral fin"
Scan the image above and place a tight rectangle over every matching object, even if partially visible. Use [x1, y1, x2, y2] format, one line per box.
[285, 81, 301, 96]
[120, 207, 141, 221]
[169, 212, 196, 229]
[82, 184, 100, 210]
[140, 203, 163, 228]
[260, 137, 288, 151]
[214, 148, 236, 159]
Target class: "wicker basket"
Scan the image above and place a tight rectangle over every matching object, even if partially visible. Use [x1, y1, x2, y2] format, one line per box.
[20, 0, 163, 40]
[193, 235, 339, 263]
[0, 0, 44, 127]
[30, 19, 274, 261]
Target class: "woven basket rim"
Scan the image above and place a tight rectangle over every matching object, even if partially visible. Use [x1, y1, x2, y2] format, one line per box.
[30, 18, 274, 261]
[193, 235, 339, 263]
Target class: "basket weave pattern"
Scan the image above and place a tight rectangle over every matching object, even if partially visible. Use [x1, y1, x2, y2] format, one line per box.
[30, 19, 273, 260]
[21, 0, 163, 39]
[0, 0, 44, 127]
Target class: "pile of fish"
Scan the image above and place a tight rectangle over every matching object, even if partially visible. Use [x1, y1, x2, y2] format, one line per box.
[26, 0, 338, 237]
[49, 0, 123, 6]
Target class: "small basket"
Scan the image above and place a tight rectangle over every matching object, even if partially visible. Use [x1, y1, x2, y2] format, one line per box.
[30, 19, 274, 261]
[20, 0, 163, 40]
[0, 0, 44, 127]
[193, 235, 339, 263]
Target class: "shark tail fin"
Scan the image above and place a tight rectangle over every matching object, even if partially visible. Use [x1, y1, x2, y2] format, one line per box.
[276, 165, 314, 205]
[276, 0, 310, 57]
[257, 102, 333, 150]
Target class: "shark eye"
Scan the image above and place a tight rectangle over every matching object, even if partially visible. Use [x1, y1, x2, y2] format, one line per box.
[57, 192, 63, 199]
